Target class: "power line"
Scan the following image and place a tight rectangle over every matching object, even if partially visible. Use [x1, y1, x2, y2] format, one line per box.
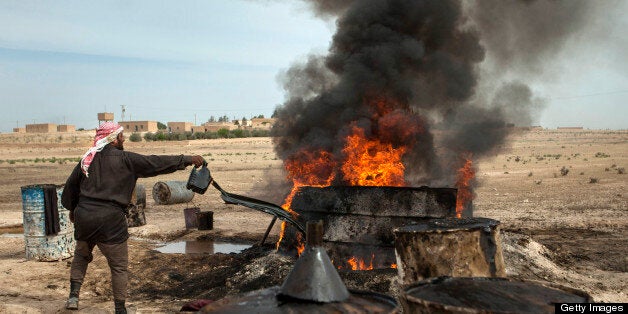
[128, 104, 273, 112]
[549, 89, 628, 100]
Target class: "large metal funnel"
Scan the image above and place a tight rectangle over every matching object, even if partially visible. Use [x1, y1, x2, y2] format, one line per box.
[277, 220, 350, 303]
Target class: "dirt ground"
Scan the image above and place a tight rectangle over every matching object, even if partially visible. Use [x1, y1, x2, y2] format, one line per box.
[0, 129, 626, 313]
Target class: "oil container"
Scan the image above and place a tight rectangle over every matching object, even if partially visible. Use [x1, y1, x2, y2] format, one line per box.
[21, 184, 75, 261]
[400, 276, 591, 313]
[152, 181, 194, 205]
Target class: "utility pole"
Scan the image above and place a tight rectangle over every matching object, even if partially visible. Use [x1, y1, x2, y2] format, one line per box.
[194, 114, 197, 126]
[121, 105, 126, 122]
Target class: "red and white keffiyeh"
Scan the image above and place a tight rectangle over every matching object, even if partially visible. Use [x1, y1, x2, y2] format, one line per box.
[80, 122, 124, 177]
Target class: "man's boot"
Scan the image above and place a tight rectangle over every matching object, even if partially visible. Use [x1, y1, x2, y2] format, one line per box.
[114, 299, 127, 314]
[65, 281, 81, 310]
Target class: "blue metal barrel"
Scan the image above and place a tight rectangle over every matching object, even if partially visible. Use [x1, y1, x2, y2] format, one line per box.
[21, 184, 75, 261]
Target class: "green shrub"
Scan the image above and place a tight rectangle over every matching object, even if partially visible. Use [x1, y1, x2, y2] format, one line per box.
[143, 132, 155, 142]
[231, 129, 245, 138]
[129, 133, 142, 142]
[216, 128, 230, 138]
[560, 166, 569, 176]
[155, 132, 166, 141]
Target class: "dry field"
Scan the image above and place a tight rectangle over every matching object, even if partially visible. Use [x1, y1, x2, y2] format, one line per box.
[0, 129, 626, 313]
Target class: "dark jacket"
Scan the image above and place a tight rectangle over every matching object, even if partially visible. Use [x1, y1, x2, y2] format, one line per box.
[61, 144, 193, 243]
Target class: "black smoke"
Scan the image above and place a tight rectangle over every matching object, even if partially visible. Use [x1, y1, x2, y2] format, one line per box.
[269, 0, 596, 190]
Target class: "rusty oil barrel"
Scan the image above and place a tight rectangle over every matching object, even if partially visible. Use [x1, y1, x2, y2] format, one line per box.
[152, 181, 194, 205]
[394, 217, 506, 284]
[400, 276, 591, 313]
[132, 184, 146, 208]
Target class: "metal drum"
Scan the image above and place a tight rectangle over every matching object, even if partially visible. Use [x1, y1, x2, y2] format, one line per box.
[21, 184, 75, 261]
[400, 276, 591, 313]
[152, 181, 194, 205]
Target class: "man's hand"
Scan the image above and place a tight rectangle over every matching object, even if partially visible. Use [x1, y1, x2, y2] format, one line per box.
[190, 155, 206, 168]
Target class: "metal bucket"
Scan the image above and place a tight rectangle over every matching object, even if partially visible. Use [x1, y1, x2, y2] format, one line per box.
[21, 184, 75, 261]
[197, 211, 213, 230]
[152, 181, 194, 205]
[184, 207, 200, 229]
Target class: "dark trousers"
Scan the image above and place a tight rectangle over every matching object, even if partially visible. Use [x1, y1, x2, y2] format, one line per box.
[70, 240, 128, 301]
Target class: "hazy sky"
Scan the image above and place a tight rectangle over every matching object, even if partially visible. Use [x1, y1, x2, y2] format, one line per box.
[0, 0, 626, 132]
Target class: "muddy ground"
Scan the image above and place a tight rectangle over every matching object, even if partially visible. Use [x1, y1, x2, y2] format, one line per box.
[0, 130, 626, 313]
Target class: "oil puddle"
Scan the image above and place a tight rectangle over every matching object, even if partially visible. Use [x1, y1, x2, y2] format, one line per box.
[155, 240, 252, 255]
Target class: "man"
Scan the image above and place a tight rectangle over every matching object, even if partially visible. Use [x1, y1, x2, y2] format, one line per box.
[61, 122, 205, 313]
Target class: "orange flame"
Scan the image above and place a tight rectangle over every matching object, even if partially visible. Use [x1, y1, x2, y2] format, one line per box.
[347, 254, 375, 271]
[455, 155, 475, 218]
[276, 101, 418, 256]
[391, 263, 397, 269]
[276, 149, 337, 253]
[341, 126, 407, 186]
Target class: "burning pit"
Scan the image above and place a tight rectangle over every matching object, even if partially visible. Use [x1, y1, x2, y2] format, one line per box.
[278, 185, 464, 270]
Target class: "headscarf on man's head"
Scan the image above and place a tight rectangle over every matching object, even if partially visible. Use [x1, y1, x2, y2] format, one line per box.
[80, 122, 124, 177]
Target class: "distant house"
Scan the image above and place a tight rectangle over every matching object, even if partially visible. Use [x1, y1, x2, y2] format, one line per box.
[202, 122, 238, 132]
[26, 123, 57, 133]
[234, 119, 252, 128]
[251, 118, 276, 130]
[190, 125, 208, 133]
[120, 121, 158, 133]
[167, 122, 192, 133]
[97, 112, 114, 123]
[57, 125, 76, 132]
[13, 127, 26, 133]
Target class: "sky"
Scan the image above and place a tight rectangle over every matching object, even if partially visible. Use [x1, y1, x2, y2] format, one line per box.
[0, 0, 626, 132]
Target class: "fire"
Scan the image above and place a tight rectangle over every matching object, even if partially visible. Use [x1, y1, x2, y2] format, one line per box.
[341, 126, 407, 186]
[347, 254, 375, 271]
[455, 154, 476, 218]
[276, 150, 337, 252]
[293, 233, 305, 256]
[276, 104, 414, 254]
[391, 263, 397, 269]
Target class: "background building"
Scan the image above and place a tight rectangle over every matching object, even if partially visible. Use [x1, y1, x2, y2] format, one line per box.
[120, 121, 158, 133]
[57, 125, 76, 132]
[98, 112, 114, 125]
[190, 125, 208, 133]
[202, 122, 238, 132]
[26, 123, 57, 133]
[167, 122, 192, 133]
[251, 118, 276, 130]
[13, 127, 26, 133]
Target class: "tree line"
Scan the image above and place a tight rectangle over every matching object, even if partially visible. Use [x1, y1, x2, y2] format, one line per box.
[129, 128, 271, 142]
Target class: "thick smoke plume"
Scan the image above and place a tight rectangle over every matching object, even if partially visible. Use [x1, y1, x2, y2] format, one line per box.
[270, 0, 596, 190]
